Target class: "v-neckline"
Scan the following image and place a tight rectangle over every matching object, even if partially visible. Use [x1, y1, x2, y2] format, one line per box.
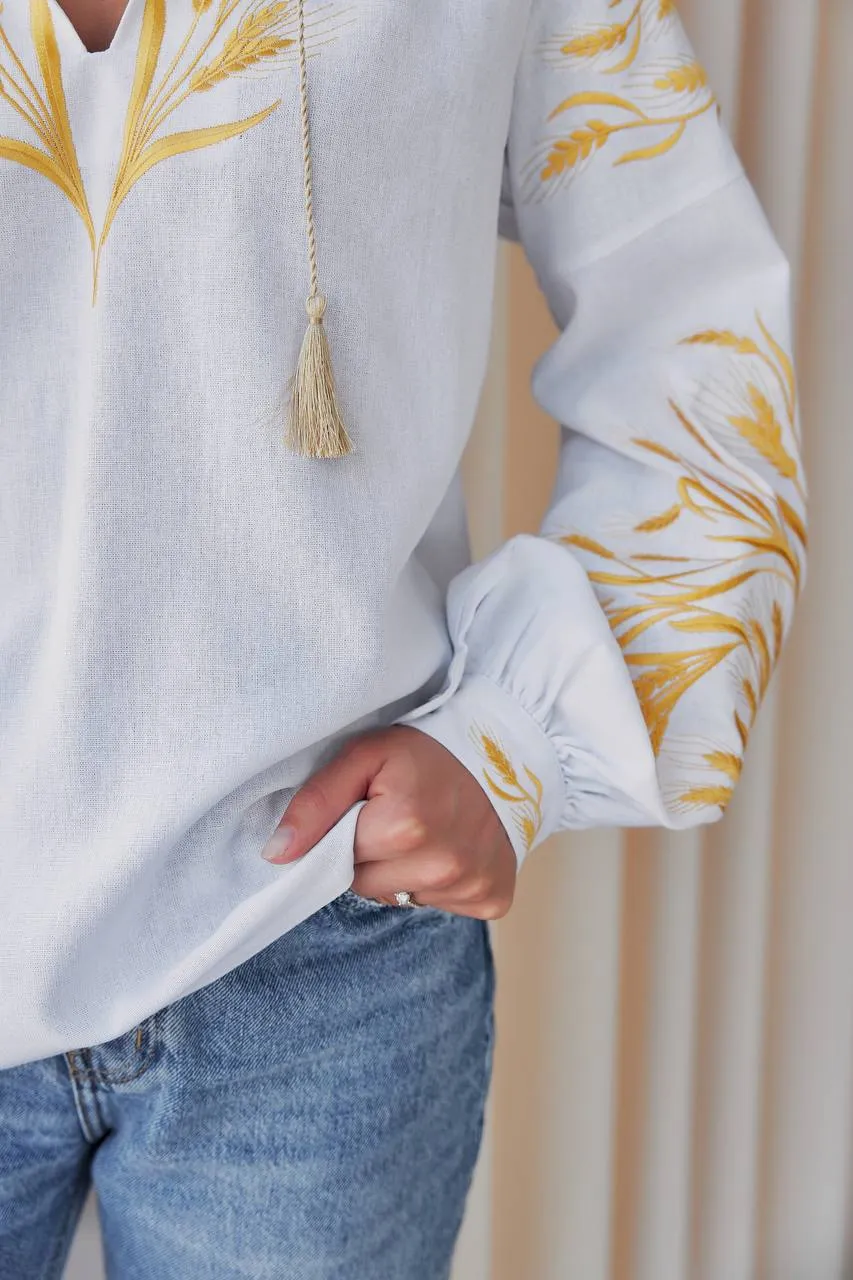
[46, 0, 140, 59]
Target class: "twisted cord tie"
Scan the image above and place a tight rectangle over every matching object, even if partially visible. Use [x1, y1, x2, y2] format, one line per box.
[285, 0, 352, 459]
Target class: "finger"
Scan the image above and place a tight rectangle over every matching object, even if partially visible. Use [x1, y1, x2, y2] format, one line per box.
[352, 853, 512, 920]
[352, 792, 431, 864]
[262, 739, 382, 864]
[351, 848, 467, 903]
[351, 876, 504, 919]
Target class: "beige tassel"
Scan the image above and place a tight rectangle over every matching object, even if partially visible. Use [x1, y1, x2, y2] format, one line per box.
[287, 293, 351, 457]
[286, 0, 353, 458]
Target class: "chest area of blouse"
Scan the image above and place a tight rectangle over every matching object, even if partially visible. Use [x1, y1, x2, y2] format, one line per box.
[0, 2, 532, 138]
[0, 2, 530, 296]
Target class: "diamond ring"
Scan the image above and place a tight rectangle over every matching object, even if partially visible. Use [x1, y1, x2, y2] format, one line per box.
[393, 890, 420, 909]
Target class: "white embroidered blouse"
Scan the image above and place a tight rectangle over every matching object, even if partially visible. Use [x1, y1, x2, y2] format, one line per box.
[0, 0, 805, 1066]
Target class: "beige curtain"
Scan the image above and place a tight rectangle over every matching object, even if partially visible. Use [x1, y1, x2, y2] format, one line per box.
[66, 2, 851, 1277]
[452, 2, 853, 1278]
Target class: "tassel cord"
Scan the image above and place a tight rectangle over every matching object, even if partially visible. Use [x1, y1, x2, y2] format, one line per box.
[284, 0, 353, 459]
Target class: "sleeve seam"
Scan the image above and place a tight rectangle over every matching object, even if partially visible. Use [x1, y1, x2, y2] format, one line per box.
[528, 168, 748, 281]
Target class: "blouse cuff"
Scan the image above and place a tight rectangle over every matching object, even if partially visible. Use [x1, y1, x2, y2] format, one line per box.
[393, 673, 565, 868]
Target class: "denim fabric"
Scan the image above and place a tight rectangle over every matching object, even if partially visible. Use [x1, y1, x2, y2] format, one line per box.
[0, 891, 495, 1279]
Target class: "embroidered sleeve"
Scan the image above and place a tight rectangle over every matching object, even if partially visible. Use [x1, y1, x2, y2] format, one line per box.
[394, 0, 806, 865]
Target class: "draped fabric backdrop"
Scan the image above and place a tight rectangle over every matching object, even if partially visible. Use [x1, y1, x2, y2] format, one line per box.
[66, 1, 851, 1276]
[451, 1, 853, 1278]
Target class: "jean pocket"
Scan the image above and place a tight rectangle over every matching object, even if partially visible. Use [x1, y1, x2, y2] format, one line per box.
[334, 888, 403, 914]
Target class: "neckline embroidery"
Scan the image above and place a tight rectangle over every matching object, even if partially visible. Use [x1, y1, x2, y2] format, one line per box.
[0, 0, 346, 301]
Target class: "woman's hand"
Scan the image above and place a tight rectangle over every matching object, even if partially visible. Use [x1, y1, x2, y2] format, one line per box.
[261, 725, 517, 919]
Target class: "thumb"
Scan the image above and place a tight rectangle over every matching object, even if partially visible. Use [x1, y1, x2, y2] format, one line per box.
[261, 739, 380, 865]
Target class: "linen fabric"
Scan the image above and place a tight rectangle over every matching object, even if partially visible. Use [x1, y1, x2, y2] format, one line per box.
[0, 0, 805, 1065]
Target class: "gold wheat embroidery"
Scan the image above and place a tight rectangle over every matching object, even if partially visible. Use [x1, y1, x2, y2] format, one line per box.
[0, 0, 96, 251]
[0, 0, 345, 300]
[470, 725, 544, 853]
[528, 0, 714, 199]
[543, 0, 678, 75]
[551, 0, 646, 76]
[542, 0, 676, 77]
[560, 318, 804, 813]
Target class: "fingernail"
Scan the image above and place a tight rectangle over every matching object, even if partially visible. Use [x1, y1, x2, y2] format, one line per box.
[261, 825, 296, 863]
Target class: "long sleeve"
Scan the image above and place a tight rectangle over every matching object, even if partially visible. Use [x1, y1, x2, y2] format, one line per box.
[394, 0, 806, 866]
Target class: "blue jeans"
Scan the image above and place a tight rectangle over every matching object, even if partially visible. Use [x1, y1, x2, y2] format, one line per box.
[0, 891, 495, 1279]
